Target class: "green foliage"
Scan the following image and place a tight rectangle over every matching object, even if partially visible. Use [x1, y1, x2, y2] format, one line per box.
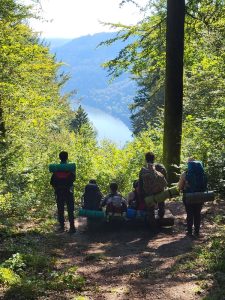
[182, 115, 225, 191]
[0, 0, 74, 217]
[23, 253, 55, 273]
[200, 237, 225, 272]
[1, 252, 55, 275]
[0, 267, 20, 285]
[130, 76, 164, 134]
[49, 267, 86, 291]
[0, 235, 84, 296]
[2, 253, 26, 274]
[214, 214, 225, 225]
[0, 0, 32, 22]
[60, 272, 85, 291]
[0, 192, 13, 217]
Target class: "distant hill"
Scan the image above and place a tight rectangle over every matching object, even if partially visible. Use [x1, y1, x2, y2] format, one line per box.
[47, 32, 136, 126]
[45, 38, 72, 48]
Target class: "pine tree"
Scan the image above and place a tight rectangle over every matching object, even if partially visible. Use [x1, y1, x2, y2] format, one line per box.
[70, 105, 95, 136]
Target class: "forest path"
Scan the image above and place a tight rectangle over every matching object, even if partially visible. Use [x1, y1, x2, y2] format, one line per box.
[46, 202, 215, 300]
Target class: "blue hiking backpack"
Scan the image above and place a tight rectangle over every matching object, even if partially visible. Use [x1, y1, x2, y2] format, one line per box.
[185, 161, 207, 193]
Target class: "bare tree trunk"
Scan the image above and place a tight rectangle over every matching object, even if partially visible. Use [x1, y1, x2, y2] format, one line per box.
[163, 0, 185, 184]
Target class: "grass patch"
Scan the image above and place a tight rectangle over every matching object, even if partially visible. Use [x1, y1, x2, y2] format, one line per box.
[1, 252, 55, 275]
[49, 267, 86, 291]
[23, 253, 55, 272]
[214, 214, 225, 225]
[172, 227, 225, 299]
[31, 218, 57, 234]
[172, 248, 201, 272]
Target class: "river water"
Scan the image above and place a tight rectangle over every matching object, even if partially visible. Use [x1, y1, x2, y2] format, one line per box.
[83, 105, 133, 147]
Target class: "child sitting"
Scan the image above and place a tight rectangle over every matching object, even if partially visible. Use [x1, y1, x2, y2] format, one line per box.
[101, 182, 127, 216]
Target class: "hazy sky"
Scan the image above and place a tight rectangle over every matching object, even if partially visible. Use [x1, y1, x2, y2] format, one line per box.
[26, 0, 147, 38]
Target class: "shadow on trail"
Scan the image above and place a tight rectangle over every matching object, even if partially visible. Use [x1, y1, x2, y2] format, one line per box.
[156, 236, 193, 257]
[52, 216, 197, 296]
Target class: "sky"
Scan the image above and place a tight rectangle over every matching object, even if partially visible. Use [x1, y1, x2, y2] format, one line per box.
[25, 0, 147, 39]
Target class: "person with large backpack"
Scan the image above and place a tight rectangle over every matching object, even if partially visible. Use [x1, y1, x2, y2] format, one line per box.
[178, 158, 207, 237]
[82, 179, 103, 210]
[140, 152, 168, 218]
[101, 182, 127, 216]
[139, 152, 167, 225]
[50, 151, 76, 233]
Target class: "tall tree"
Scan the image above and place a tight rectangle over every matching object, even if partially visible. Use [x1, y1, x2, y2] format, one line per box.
[70, 105, 89, 133]
[70, 105, 96, 137]
[163, 0, 185, 183]
[0, 0, 31, 180]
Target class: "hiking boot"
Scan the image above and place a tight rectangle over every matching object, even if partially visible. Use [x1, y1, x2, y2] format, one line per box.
[68, 227, 76, 234]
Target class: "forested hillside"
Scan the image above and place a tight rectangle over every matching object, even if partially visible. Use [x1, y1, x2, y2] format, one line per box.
[0, 0, 225, 299]
[49, 32, 136, 126]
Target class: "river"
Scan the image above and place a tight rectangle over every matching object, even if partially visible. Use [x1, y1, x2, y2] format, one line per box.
[83, 105, 133, 147]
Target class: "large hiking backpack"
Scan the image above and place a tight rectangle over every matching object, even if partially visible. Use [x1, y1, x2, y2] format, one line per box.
[185, 161, 207, 193]
[140, 165, 167, 195]
[83, 183, 102, 210]
[51, 171, 75, 189]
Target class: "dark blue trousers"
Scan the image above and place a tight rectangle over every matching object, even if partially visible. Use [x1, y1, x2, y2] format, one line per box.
[55, 188, 74, 228]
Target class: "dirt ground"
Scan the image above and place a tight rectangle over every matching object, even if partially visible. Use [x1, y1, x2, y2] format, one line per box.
[45, 201, 216, 300]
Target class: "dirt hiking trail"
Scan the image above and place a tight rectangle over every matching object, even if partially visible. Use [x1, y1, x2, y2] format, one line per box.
[43, 201, 216, 300]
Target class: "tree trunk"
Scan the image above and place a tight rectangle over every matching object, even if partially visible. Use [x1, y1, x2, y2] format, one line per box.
[0, 93, 7, 182]
[163, 0, 185, 184]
